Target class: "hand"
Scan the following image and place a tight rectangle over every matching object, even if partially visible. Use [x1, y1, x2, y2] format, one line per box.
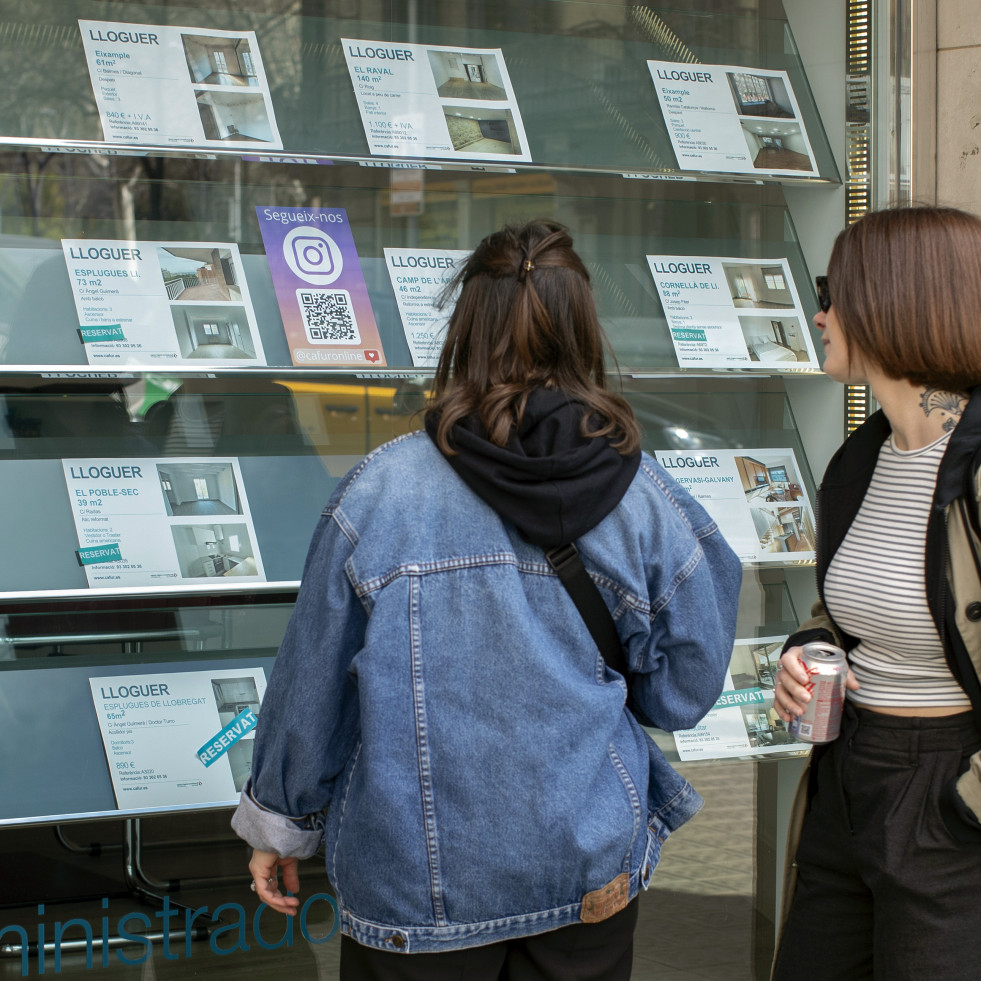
[249, 849, 301, 915]
[773, 647, 859, 723]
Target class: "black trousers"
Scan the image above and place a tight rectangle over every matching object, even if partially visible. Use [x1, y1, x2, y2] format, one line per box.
[339, 897, 638, 981]
[773, 702, 981, 981]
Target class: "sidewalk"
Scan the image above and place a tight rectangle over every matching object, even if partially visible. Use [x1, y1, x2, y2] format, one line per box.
[0, 760, 762, 980]
[632, 759, 758, 980]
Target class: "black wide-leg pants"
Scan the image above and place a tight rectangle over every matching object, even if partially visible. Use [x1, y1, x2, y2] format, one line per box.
[773, 702, 981, 981]
[339, 897, 638, 981]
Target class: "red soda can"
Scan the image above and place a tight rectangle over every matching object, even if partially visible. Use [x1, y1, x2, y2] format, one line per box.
[787, 641, 848, 744]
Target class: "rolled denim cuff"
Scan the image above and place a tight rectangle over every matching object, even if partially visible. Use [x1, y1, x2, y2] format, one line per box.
[230, 780, 324, 859]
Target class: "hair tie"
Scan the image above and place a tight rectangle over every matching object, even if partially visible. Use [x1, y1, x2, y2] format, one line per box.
[518, 257, 535, 283]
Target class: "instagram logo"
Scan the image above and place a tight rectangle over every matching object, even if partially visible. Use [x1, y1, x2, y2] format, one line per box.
[292, 237, 334, 277]
[283, 227, 343, 285]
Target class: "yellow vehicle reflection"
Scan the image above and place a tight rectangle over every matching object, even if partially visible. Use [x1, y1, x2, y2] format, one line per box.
[277, 379, 430, 459]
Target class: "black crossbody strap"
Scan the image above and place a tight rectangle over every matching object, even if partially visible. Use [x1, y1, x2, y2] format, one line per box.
[545, 543, 628, 678]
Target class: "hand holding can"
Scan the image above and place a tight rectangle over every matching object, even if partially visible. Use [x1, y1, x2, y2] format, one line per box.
[773, 648, 811, 719]
[783, 642, 849, 743]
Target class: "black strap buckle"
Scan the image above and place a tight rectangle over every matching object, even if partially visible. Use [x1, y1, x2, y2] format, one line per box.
[545, 542, 579, 576]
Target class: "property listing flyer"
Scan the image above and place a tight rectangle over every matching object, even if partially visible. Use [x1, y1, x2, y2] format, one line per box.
[653, 448, 816, 564]
[89, 667, 267, 809]
[646, 255, 819, 369]
[342, 40, 532, 162]
[62, 239, 266, 366]
[78, 20, 282, 149]
[673, 637, 801, 761]
[63, 457, 266, 589]
[648, 61, 817, 176]
[255, 206, 385, 367]
[384, 248, 467, 366]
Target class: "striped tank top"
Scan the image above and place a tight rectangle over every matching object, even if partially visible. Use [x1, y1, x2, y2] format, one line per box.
[823, 430, 970, 709]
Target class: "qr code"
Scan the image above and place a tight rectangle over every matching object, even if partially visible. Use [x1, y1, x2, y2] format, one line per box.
[297, 288, 361, 345]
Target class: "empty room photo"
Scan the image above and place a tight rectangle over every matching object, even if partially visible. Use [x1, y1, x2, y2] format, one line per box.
[738, 315, 810, 363]
[428, 50, 507, 100]
[171, 522, 257, 578]
[169, 304, 257, 359]
[211, 675, 262, 791]
[741, 120, 811, 171]
[157, 462, 242, 517]
[211, 675, 260, 725]
[195, 91, 273, 142]
[183, 34, 259, 87]
[723, 261, 794, 308]
[727, 71, 796, 118]
[442, 106, 522, 155]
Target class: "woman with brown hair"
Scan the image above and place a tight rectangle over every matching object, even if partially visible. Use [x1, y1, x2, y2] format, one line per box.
[773, 206, 981, 980]
[232, 218, 741, 980]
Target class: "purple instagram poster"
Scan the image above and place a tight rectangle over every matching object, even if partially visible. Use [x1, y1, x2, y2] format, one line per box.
[255, 206, 385, 366]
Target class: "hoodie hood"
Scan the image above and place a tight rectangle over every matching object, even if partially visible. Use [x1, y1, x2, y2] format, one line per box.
[425, 388, 640, 546]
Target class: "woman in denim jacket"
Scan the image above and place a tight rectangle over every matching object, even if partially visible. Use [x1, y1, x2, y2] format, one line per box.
[232, 219, 741, 980]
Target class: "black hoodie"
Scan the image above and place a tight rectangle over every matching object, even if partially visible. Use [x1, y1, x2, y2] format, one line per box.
[425, 388, 641, 546]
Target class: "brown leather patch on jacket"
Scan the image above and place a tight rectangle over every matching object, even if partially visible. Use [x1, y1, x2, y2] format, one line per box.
[580, 872, 630, 923]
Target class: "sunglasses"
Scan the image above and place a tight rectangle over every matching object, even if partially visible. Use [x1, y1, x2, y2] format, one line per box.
[814, 275, 832, 313]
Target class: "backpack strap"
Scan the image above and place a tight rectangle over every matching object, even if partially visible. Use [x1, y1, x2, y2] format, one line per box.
[544, 544, 629, 682]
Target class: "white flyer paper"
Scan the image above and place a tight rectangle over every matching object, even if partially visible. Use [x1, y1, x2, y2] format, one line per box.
[647, 255, 819, 368]
[62, 239, 266, 366]
[384, 248, 467, 366]
[64, 457, 266, 589]
[79, 20, 282, 149]
[653, 448, 815, 564]
[648, 61, 817, 176]
[89, 667, 267, 809]
[673, 637, 802, 760]
[342, 40, 531, 162]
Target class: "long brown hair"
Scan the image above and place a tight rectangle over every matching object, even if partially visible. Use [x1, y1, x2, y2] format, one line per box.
[426, 219, 640, 455]
[827, 206, 981, 390]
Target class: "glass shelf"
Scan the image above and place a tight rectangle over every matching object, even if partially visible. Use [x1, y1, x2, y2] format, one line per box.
[0, 0, 844, 839]
[0, 567, 806, 825]
[0, 372, 817, 461]
[0, 370, 819, 600]
[0, 160, 826, 373]
[0, 594, 294, 823]
[0, 0, 839, 183]
[0, 595, 293, 663]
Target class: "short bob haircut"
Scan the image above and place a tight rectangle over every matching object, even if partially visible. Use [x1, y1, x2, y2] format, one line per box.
[827, 206, 981, 391]
[426, 219, 640, 456]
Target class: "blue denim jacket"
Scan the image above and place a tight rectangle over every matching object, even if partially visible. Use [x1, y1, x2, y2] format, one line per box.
[232, 431, 741, 953]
